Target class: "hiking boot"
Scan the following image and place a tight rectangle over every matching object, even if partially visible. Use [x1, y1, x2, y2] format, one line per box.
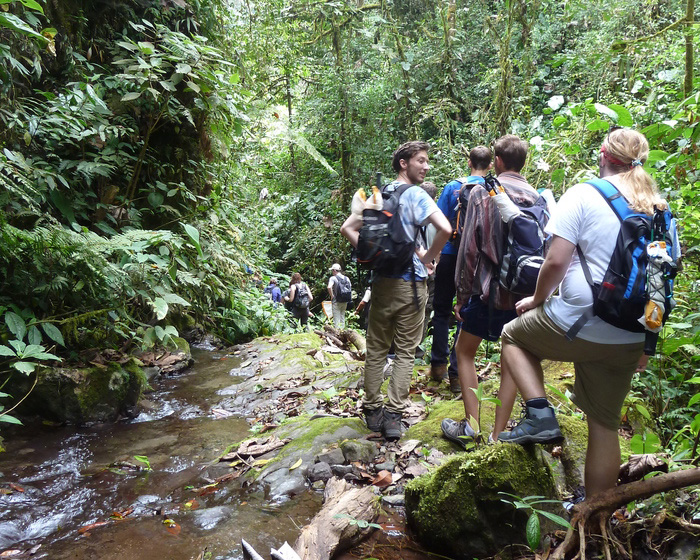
[363, 406, 384, 432]
[448, 375, 462, 394]
[429, 363, 447, 382]
[382, 409, 403, 441]
[441, 418, 476, 450]
[497, 405, 564, 445]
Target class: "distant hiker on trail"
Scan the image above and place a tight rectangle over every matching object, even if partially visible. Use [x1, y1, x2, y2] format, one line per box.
[442, 135, 542, 449]
[430, 146, 492, 393]
[498, 128, 677, 499]
[264, 278, 282, 307]
[283, 273, 313, 328]
[327, 263, 352, 329]
[340, 141, 451, 441]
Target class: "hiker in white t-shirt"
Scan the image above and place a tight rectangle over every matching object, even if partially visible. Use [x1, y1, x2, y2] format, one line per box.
[327, 263, 351, 328]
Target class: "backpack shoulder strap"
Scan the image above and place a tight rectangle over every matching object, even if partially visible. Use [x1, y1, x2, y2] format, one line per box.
[585, 178, 633, 223]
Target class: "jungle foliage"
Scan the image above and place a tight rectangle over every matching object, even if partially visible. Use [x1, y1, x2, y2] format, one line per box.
[0, 0, 699, 475]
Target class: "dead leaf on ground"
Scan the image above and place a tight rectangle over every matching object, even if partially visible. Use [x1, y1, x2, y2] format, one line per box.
[78, 521, 110, 534]
[371, 470, 393, 488]
[8, 483, 24, 493]
[220, 436, 291, 460]
[163, 518, 181, 536]
[211, 408, 233, 418]
[399, 439, 421, 455]
[110, 507, 134, 520]
[289, 458, 303, 470]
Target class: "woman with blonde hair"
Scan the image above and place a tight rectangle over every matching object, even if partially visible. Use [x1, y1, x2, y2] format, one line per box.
[495, 128, 671, 500]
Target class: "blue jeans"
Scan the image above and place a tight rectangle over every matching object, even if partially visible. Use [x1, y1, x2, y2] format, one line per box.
[430, 253, 458, 377]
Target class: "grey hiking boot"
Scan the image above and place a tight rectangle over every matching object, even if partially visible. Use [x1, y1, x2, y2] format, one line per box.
[382, 409, 403, 441]
[363, 406, 384, 432]
[497, 405, 564, 445]
[441, 418, 477, 450]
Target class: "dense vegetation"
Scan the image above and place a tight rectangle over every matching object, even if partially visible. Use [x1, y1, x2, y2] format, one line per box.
[0, 0, 698, 487]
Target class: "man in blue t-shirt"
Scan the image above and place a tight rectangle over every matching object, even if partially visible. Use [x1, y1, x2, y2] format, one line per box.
[429, 146, 492, 392]
[341, 141, 451, 441]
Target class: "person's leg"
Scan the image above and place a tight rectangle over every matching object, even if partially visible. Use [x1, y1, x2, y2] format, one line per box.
[500, 341, 547, 401]
[585, 416, 621, 497]
[386, 280, 427, 414]
[491, 367, 518, 441]
[430, 254, 457, 376]
[455, 330, 482, 425]
[332, 302, 347, 328]
[363, 279, 396, 412]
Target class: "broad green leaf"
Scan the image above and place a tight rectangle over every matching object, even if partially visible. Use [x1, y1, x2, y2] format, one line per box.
[586, 119, 609, 131]
[27, 326, 42, 346]
[42, 323, 65, 346]
[0, 414, 23, 425]
[526, 513, 540, 551]
[685, 376, 700, 384]
[0, 13, 46, 43]
[185, 80, 200, 93]
[594, 103, 618, 121]
[12, 361, 36, 374]
[608, 105, 633, 127]
[163, 326, 178, 337]
[5, 311, 26, 340]
[0, 345, 16, 357]
[121, 92, 142, 101]
[155, 325, 165, 340]
[9, 339, 26, 353]
[152, 298, 169, 320]
[162, 293, 190, 306]
[635, 403, 651, 420]
[175, 63, 191, 74]
[537, 510, 572, 529]
[688, 393, 700, 407]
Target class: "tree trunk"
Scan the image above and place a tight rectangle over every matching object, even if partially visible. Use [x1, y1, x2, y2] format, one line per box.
[285, 68, 297, 174]
[684, 0, 694, 97]
[332, 24, 351, 199]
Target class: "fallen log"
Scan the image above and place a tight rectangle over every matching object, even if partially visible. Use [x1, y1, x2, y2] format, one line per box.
[552, 467, 700, 559]
[294, 477, 379, 560]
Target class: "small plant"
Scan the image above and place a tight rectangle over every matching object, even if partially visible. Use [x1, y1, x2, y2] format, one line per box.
[333, 513, 381, 530]
[499, 492, 572, 552]
[133, 455, 153, 471]
[468, 384, 501, 438]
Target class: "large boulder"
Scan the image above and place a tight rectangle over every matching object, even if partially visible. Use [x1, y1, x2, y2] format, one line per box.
[405, 443, 563, 559]
[8, 358, 148, 423]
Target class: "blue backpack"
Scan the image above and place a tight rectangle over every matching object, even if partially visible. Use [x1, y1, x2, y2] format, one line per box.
[566, 178, 679, 353]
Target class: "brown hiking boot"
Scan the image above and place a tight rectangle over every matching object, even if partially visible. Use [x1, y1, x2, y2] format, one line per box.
[449, 375, 462, 394]
[429, 363, 447, 381]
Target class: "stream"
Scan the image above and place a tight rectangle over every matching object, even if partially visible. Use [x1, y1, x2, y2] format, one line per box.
[0, 347, 323, 560]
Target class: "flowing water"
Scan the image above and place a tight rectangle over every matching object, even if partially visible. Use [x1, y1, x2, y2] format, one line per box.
[0, 348, 322, 560]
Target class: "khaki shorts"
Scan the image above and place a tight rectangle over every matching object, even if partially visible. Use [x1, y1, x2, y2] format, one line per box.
[501, 306, 644, 431]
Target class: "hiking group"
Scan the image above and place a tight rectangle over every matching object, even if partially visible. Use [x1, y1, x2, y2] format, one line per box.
[341, 129, 679, 501]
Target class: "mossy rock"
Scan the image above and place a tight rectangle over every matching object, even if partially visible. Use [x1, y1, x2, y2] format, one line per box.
[7, 358, 148, 424]
[405, 444, 562, 559]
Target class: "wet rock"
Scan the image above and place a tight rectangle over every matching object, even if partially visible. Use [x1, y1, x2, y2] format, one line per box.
[340, 439, 377, 464]
[331, 465, 354, 477]
[7, 358, 148, 424]
[405, 444, 563, 560]
[307, 462, 332, 483]
[311, 480, 326, 491]
[382, 494, 405, 506]
[375, 460, 395, 472]
[315, 448, 345, 466]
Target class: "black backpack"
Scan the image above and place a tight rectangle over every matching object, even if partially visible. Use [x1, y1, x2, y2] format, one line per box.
[484, 174, 550, 296]
[293, 283, 310, 309]
[334, 274, 352, 303]
[356, 183, 420, 276]
[449, 178, 481, 247]
[566, 179, 679, 353]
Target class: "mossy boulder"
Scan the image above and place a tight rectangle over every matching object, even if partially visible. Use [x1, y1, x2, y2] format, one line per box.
[405, 444, 562, 559]
[8, 358, 148, 424]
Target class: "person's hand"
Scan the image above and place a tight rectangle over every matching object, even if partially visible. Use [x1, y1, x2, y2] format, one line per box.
[636, 354, 650, 372]
[453, 300, 464, 322]
[425, 260, 436, 275]
[514, 296, 537, 316]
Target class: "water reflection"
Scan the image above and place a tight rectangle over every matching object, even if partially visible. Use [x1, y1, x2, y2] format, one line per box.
[0, 349, 321, 559]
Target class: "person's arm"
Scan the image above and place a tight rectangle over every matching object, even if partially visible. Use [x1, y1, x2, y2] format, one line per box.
[285, 285, 296, 302]
[514, 235, 575, 315]
[416, 210, 451, 265]
[340, 213, 363, 248]
[327, 277, 334, 300]
[307, 283, 313, 302]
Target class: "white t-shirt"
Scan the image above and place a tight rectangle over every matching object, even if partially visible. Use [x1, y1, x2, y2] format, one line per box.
[543, 181, 645, 345]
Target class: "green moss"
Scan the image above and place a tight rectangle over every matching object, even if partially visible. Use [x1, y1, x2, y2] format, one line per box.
[406, 444, 558, 559]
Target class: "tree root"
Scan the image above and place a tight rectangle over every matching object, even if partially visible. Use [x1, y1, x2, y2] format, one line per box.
[551, 467, 700, 559]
